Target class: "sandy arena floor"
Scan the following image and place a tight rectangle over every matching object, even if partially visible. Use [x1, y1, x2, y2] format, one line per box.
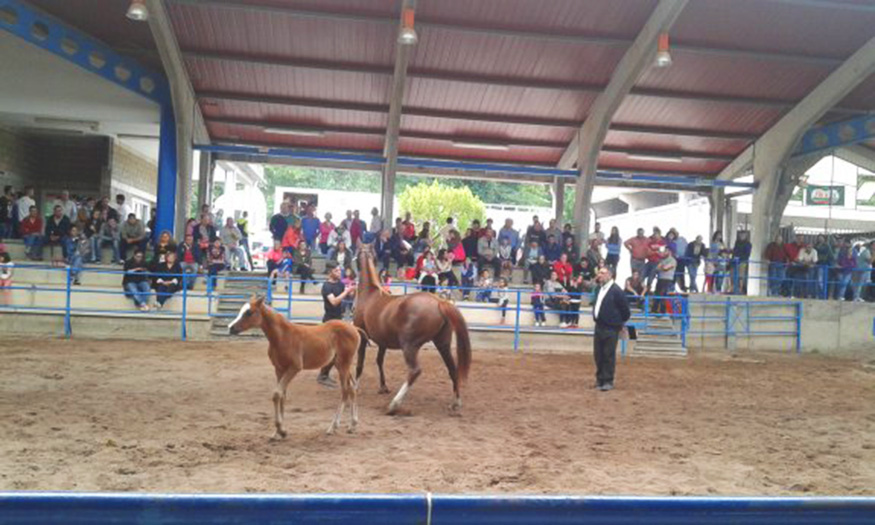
[0, 337, 873, 495]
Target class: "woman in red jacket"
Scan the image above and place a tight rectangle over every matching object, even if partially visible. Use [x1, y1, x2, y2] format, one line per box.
[552, 252, 573, 287]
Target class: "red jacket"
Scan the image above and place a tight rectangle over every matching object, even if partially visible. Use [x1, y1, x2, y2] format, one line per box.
[19, 216, 43, 236]
[552, 260, 573, 283]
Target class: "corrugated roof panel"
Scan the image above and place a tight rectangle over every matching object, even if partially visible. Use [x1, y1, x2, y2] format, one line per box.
[614, 95, 783, 135]
[201, 99, 388, 129]
[169, 2, 395, 66]
[399, 137, 561, 165]
[672, 0, 875, 58]
[636, 53, 831, 101]
[604, 131, 750, 158]
[207, 121, 384, 152]
[401, 115, 575, 144]
[185, 57, 391, 104]
[597, 151, 726, 176]
[405, 78, 595, 121]
[417, 0, 659, 39]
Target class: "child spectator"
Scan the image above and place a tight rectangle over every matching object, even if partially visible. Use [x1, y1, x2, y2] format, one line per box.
[271, 250, 294, 291]
[565, 274, 585, 328]
[460, 258, 478, 300]
[531, 283, 546, 327]
[341, 268, 357, 318]
[475, 268, 493, 303]
[206, 238, 226, 290]
[419, 251, 438, 293]
[64, 225, 88, 285]
[530, 254, 551, 287]
[544, 270, 571, 328]
[0, 249, 13, 304]
[436, 249, 459, 289]
[494, 277, 510, 324]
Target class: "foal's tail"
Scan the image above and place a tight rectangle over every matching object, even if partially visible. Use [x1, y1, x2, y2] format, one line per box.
[439, 301, 471, 383]
[354, 327, 370, 380]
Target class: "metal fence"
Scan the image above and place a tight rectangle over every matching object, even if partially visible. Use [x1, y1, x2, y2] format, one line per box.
[0, 492, 873, 524]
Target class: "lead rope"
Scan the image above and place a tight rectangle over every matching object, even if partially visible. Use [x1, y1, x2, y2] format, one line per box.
[426, 491, 433, 525]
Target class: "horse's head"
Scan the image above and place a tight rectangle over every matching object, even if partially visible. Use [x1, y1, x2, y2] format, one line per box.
[228, 295, 266, 335]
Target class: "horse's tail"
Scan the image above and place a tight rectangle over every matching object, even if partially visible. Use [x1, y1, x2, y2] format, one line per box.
[439, 301, 471, 383]
[354, 326, 370, 381]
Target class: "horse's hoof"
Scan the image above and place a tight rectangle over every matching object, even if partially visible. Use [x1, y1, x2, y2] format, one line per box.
[347, 425, 357, 434]
[326, 428, 336, 436]
[270, 431, 287, 441]
[378, 386, 391, 395]
[387, 406, 412, 417]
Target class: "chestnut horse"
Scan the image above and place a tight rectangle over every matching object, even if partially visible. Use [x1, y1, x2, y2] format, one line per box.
[354, 246, 471, 415]
[228, 296, 361, 439]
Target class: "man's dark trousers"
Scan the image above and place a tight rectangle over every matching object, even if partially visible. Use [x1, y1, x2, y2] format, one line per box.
[593, 324, 620, 387]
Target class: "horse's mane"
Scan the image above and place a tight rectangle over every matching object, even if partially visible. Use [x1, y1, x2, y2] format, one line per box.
[358, 248, 388, 296]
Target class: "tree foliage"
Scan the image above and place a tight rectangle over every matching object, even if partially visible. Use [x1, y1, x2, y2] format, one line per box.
[398, 180, 486, 232]
[262, 165, 554, 212]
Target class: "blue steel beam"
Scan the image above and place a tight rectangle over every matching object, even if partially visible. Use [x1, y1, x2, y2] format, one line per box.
[0, 0, 169, 104]
[1, 493, 874, 524]
[194, 143, 758, 190]
[797, 114, 875, 157]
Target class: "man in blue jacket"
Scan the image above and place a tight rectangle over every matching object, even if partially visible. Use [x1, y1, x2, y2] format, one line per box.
[592, 266, 631, 391]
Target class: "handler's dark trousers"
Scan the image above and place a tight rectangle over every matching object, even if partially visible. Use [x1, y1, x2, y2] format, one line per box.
[593, 324, 620, 387]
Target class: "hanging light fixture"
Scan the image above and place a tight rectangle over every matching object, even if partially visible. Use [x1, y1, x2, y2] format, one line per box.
[655, 32, 672, 68]
[397, 7, 418, 46]
[126, 0, 149, 22]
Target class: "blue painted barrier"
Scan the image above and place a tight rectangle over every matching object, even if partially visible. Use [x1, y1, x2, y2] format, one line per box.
[1, 493, 873, 524]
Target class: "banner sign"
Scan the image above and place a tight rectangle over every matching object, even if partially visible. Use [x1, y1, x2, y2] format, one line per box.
[805, 185, 844, 206]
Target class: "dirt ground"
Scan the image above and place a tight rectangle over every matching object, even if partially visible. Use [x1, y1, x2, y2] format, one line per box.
[1, 337, 873, 496]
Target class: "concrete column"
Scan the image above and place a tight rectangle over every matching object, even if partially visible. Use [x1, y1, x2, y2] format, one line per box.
[553, 178, 565, 223]
[709, 188, 725, 241]
[380, 166, 396, 226]
[197, 151, 211, 213]
[174, 112, 193, 237]
[726, 198, 738, 246]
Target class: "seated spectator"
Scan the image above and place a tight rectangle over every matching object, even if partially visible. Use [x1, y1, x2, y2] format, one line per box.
[0, 251, 13, 302]
[492, 277, 510, 324]
[625, 270, 646, 309]
[552, 252, 573, 286]
[521, 240, 541, 284]
[329, 240, 354, 271]
[574, 257, 596, 292]
[379, 268, 393, 294]
[64, 225, 89, 285]
[531, 283, 546, 327]
[327, 223, 351, 253]
[123, 250, 151, 312]
[19, 205, 44, 260]
[177, 233, 199, 289]
[265, 239, 284, 282]
[462, 227, 479, 261]
[566, 274, 585, 328]
[436, 249, 459, 289]
[498, 237, 514, 282]
[447, 230, 466, 264]
[153, 230, 178, 266]
[497, 219, 520, 263]
[477, 229, 500, 277]
[221, 217, 248, 271]
[45, 204, 72, 262]
[281, 224, 301, 255]
[460, 258, 478, 300]
[419, 251, 438, 293]
[543, 234, 562, 263]
[120, 213, 148, 262]
[543, 270, 572, 328]
[375, 229, 394, 270]
[475, 268, 493, 303]
[73, 208, 90, 235]
[585, 239, 604, 270]
[192, 214, 217, 265]
[401, 212, 416, 243]
[293, 240, 316, 293]
[561, 235, 579, 263]
[206, 238, 226, 290]
[413, 235, 433, 263]
[530, 254, 551, 287]
[0, 186, 13, 239]
[85, 209, 103, 263]
[153, 250, 182, 310]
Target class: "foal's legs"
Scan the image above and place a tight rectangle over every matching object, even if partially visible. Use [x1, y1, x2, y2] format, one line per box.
[271, 367, 300, 440]
[327, 366, 358, 435]
[376, 345, 390, 394]
[388, 346, 422, 415]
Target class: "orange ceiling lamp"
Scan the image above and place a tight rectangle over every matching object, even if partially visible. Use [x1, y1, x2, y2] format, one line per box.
[398, 7, 418, 46]
[655, 32, 672, 68]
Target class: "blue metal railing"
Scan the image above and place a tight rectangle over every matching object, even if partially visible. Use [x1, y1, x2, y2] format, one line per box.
[1, 263, 805, 351]
[0, 492, 873, 524]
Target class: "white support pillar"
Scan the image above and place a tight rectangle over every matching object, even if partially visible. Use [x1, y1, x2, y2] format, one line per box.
[197, 151, 212, 212]
[381, 0, 417, 226]
[553, 178, 565, 223]
[746, 34, 875, 295]
[709, 188, 725, 241]
[570, 0, 689, 248]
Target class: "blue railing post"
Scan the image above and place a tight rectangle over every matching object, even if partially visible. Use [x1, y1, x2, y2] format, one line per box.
[266, 275, 273, 305]
[643, 295, 650, 327]
[287, 278, 293, 320]
[796, 302, 803, 354]
[513, 290, 522, 352]
[723, 296, 731, 350]
[733, 258, 740, 295]
[63, 265, 72, 338]
[180, 273, 188, 341]
[207, 273, 213, 318]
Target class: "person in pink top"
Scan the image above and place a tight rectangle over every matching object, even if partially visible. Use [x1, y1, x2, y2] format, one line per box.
[318, 212, 335, 255]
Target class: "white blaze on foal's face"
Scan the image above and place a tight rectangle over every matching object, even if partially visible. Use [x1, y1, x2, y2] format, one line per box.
[228, 303, 251, 335]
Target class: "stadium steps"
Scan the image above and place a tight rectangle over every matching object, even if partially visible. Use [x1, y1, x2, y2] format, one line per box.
[632, 315, 688, 358]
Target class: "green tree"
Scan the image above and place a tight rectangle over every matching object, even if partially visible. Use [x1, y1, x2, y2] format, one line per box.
[398, 180, 485, 232]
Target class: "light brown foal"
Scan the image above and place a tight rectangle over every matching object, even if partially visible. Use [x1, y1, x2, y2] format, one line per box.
[228, 296, 361, 439]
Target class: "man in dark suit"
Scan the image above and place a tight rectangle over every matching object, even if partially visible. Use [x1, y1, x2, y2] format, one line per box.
[592, 266, 631, 391]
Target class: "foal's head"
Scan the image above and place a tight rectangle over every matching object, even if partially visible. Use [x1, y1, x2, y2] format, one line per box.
[228, 296, 266, 335]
